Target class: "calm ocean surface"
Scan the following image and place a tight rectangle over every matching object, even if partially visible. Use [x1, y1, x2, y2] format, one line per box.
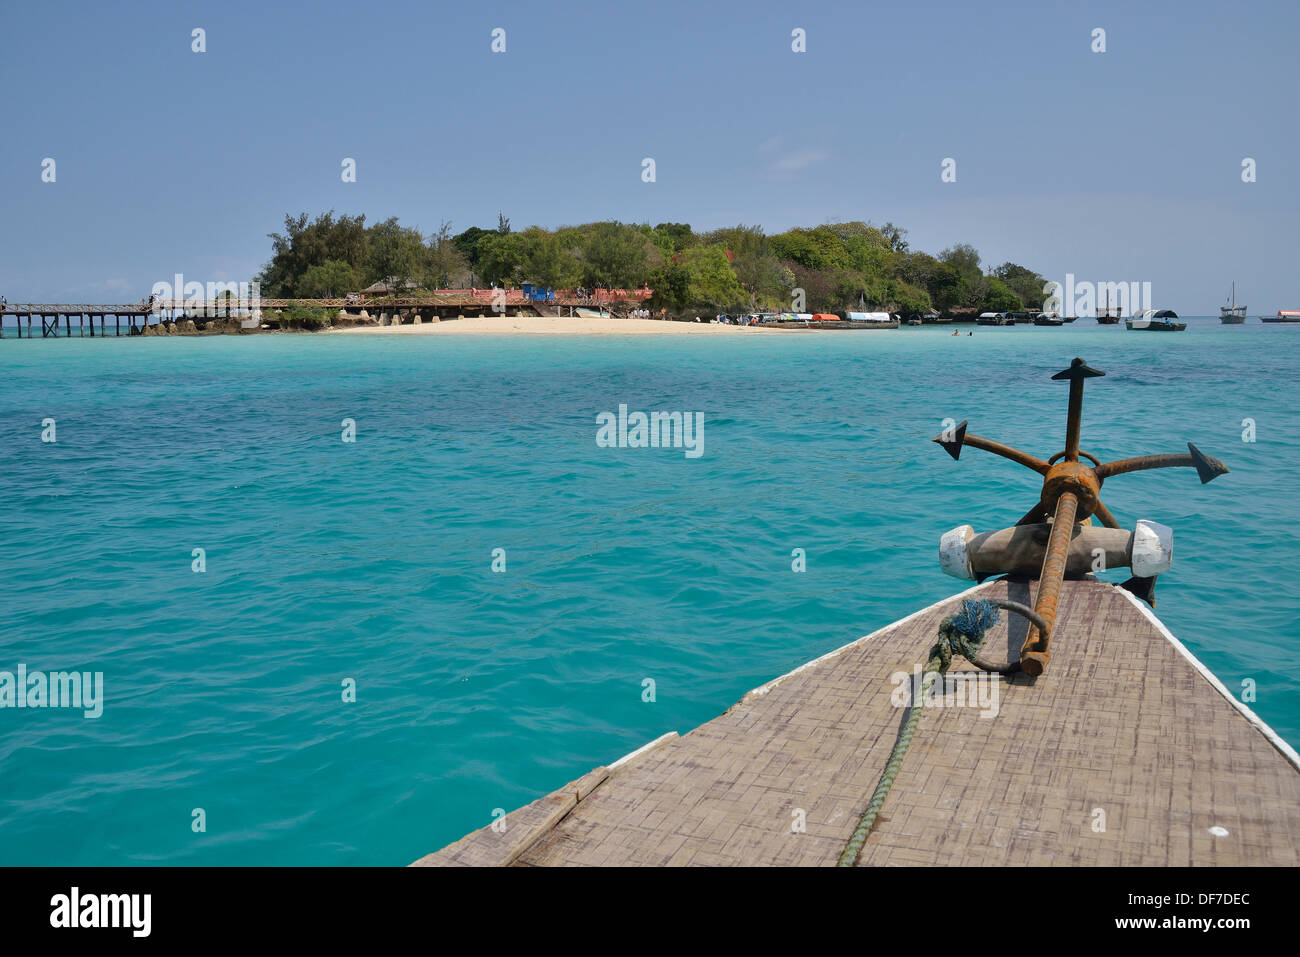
[1, 318, 1296, 865]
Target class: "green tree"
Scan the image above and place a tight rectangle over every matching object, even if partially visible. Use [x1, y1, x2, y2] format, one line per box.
[704, 224, 784, 307]
[939, 244, 982, 285]
[770, 227, 851, 271]
[258, 211, 369, 296]
[992, 262, 1048, 311]
[981, 276, 1022, 312]
[477, 232, 526, 286]
[881, 222, 909, 252]
[520, 227, 580, 288]
[426, 221, 470, 288]
[299, 259, 361, 298]
[678, 246, 745, 307]
[889, 281, 932, 314]
[895, 250, 935, 283]
[367, 217, 427, 292]
[452, 227, 491, 269]
[577, 222, 652, 288]
[650, 222, 694, 257]
[939, 244, 987, 307]
[927, 261, 963, 311]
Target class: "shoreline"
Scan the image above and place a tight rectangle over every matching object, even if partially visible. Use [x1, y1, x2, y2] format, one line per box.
[324, 316, 785, 336]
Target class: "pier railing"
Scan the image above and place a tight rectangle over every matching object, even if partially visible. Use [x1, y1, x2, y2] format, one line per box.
[0, 289, 658, 338]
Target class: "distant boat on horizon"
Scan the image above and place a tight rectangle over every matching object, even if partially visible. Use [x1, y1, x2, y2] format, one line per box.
[1220, 282, 1247, 324]
[1096, 288, 1120, 324]
[1260, 310, 1300, 323]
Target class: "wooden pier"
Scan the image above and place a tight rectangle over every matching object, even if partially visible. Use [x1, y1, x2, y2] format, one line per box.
[0, 289, 655, 338]
[415, 578, 1300, 866]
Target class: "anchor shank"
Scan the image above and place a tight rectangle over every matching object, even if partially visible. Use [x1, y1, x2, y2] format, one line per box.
[1021, 491, 1077, 675]
[1064, 378, 1084, 463]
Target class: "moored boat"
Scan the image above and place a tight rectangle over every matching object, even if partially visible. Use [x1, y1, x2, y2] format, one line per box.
[1096, 288, 1121, 323]
[976, 311, 1013, 326]
[1126, 310, 1185, 331]
[1033, 313, 1064, 326]
[769, 311, 899, 330]
[1261, 310, 1300, 323]
[1220, 282, 1247, 324]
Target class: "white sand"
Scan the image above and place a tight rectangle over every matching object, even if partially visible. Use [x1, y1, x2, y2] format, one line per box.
[326, 316, 783, 336]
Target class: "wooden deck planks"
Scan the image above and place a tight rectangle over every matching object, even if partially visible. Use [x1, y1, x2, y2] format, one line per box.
[415, 579, 1300, 866]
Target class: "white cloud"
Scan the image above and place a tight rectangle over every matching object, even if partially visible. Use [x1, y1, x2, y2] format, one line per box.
[767, 149, 830, 174]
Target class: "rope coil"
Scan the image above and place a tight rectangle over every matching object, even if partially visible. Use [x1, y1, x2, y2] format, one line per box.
[837, 598, 1046, 867]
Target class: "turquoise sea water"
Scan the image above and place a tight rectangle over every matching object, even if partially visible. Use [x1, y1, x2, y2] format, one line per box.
[1, 318, 1297, 865]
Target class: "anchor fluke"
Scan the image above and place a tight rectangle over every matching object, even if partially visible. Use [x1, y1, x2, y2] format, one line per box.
[932, 419, 967, 460]
[1187, 443, 1230, 484]
[1050, 357, 1106, 381]
[1119, 575, 1158, 608]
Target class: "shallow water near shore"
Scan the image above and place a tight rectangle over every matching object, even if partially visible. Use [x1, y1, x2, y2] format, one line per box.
[1, 317, 1296, 865]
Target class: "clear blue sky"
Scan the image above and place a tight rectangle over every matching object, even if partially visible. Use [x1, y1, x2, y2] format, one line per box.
[1, 0, 1296, 313]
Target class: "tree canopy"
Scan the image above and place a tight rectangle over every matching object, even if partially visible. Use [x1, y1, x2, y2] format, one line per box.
[256, 212, 1047, 314]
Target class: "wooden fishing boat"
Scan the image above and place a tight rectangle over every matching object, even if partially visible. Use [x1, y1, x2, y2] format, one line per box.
[417, 360, 1299, 867]
[1033, 313, 1064, 326]
[1096, 288, 1121, 324]
[976, 312, 1013, 326]
[1220, 282, 1246, 324]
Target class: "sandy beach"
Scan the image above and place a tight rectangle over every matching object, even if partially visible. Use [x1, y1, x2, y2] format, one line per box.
[326, 316, 783, 336]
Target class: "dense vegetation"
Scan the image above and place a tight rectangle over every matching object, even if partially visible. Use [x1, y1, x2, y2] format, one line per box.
[256, 212, 1049, 315]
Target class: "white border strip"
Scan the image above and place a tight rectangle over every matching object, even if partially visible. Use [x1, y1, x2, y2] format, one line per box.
[1115, 587, 1300, 772]
[742, 581, 992, 701]
[608, 731, 679, 770]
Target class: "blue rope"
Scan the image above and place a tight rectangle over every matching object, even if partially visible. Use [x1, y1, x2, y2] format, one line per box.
[948, 598, 1001, 638]
[838, 598, 1004, 867]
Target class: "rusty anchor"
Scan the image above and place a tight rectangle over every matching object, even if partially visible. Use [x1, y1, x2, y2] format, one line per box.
[932, 357, 1229, 677]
